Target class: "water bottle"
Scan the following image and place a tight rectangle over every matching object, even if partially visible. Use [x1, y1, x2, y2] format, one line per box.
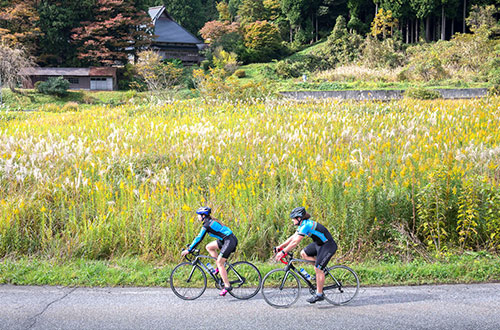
[300, 268, 311, 280]
[206, 263, 216, 274]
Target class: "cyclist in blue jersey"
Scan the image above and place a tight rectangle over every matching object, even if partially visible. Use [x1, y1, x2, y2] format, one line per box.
[274, 206, 338, 303]
[181, 206, 238, 296]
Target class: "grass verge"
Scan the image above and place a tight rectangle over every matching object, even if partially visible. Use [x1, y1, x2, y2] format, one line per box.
[1, 252, 498, 287]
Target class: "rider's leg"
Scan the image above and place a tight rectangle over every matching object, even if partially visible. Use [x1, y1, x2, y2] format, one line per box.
[216, 255, 230, 288]
[206, 241, 219, 259]
[300, 249, 316, 263]
[314, 267, 325, 294]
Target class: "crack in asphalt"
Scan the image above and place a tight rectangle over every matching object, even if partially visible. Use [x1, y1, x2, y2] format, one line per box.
[24, 287, 77, 330]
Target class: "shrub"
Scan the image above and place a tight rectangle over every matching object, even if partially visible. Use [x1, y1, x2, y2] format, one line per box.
[234, 69, 246, 78]
[61, 102, 79, 112]
[192, 67, 273, 101]
[404, 87, 441, 100]
[315, 16, 363, 66]
[243, 20, 283, 62]
[36, 77, 70, 97]
[361, 37, 405, 68]
[40, 103, 61, 112]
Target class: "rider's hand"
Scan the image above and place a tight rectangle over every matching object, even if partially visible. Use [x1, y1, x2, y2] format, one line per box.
[181, 249, 189, 257]
[274, 250, 286, 262]
[273, 246, 282, 254]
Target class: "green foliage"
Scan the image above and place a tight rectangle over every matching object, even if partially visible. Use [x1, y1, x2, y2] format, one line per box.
[370, 8, 398, 39]
[361, 37, 406, 69]
[242, 20, 283, 62]
[135, 51, 183, 93]
[234, 69, 246, 78]
[404, 87, 441, 100]
[315, 16, 363, 67]
[36, 77, 70, 97]
[192, 67, 273, 101]
[457, 179, 480, 249]
[61, 101, 80, 113]
[416, 169, 454, 253]
[403, 44, 448, 81]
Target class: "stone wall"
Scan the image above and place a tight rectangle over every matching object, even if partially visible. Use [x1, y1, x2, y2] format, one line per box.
[279, 88, 488, 100]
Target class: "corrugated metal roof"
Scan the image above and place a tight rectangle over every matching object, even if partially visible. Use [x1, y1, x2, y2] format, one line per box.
[154, 18, 202, 44]
[23, 68, 90, 76]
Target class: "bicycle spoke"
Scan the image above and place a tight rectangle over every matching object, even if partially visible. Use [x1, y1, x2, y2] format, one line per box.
[323, 265, 359, 305]
[227, 261, 262, 300]
[170, 262, 207, 300]
[261, 269, 300, 308]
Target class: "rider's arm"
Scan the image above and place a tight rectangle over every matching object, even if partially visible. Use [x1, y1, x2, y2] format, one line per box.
[281, 233, 304, 254]
[277, 235, 295, 251]
[188, 227, 207, 252]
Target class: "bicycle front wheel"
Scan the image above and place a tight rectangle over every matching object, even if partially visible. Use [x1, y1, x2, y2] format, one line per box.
[226, 261, 262, 300]
[170, 262, 207, 300]
[323, 265, 359, 305]
[261, 269, 300, 308]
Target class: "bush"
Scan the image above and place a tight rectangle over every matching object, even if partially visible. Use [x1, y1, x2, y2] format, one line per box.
[36, 77, 70, 97]
[234, 69, 246, 78]
[404, 87, 441, 100]
[40, 103, 61, 112]
[61, 102, 80, 112]
[361, 37, 406, 68]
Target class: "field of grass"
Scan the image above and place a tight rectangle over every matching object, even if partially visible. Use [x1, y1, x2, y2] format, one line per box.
[1, 97, 500, 265]
[0, 89, 146, 111]
[1, 252, 498, 287]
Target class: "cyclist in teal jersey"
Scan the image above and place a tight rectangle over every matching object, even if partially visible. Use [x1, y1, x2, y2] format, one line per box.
[181, 207, 238, 296]
[275, 207, 338, 303]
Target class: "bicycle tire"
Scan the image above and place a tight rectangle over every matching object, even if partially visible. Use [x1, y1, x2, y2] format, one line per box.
[323, 265, 359, 305]
[170, 262, 207, 300]
[226, 261, 262, 300]
[261, 268, 301, 308]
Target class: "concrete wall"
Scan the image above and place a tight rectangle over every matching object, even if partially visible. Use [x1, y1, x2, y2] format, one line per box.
[279, 88, 488, 100]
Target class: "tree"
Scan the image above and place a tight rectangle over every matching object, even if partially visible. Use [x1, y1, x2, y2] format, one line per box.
[243, 20, 283, 61]
[238, 0, 267, 25]
[0, 1, 41, 54]
[71, 0, 153, 66]
[371, 8, 399, 38]
[135, 50, 183, 96]
[466, 4, 499, 35]
[36, 0, 95, 66]
[199, 20, 240, 43]
[163, 0, 218, 35]
[0, 44, 35, 95]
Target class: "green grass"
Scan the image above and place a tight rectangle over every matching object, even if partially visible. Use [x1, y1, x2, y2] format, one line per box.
[1, 253, 498, 287]
[0, 88, 145, 111]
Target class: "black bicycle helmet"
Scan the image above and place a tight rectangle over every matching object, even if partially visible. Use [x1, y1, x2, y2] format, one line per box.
[196, 206, 211, 216]
[290, 207, 306, 219]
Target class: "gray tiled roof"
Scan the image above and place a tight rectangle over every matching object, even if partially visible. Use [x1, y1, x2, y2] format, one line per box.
[148, 6, 202, 45]
[153, 18, 202, 44]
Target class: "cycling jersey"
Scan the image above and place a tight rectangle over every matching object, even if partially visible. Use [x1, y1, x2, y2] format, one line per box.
[296, 219, 334, 245]
[188, 218, 233, 252]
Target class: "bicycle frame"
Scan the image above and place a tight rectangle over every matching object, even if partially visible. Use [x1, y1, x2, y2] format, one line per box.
[185, 251, 248, 288]
[185, 252, 221, 284]
[279, 254, 342, 292]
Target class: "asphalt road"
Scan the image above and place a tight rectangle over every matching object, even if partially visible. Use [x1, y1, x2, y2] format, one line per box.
[1, 283, 499, 330]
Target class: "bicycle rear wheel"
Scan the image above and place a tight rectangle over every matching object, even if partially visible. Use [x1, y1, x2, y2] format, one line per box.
[261, 269, 300, 308]
[323, 265, 359, 305]
[227, 261, 262, 300]
[170, 262, 207, 300]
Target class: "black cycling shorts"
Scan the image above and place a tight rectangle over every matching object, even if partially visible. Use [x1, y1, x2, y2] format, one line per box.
[303, 240, 337, 270]
[216, 234, 238, 259]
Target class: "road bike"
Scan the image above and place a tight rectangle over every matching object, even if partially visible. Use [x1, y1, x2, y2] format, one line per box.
[170, 249, 262, 300]
[261, 251, 359, 308]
